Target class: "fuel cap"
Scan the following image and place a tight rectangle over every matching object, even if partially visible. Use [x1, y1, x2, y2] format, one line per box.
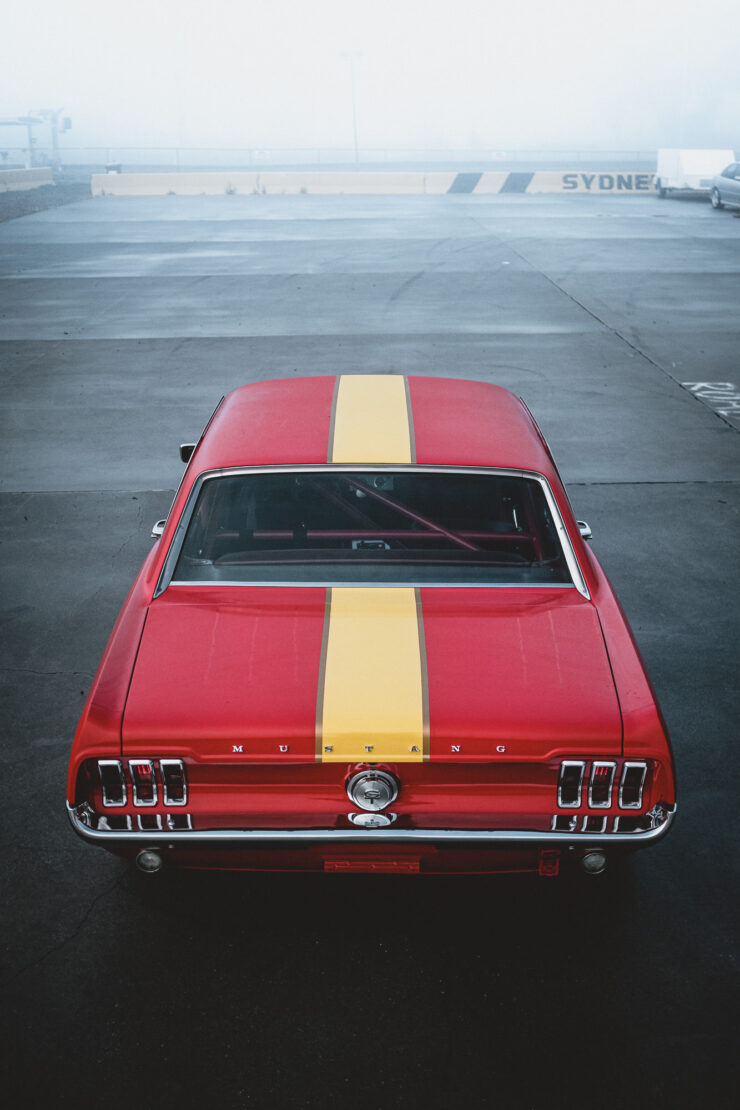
[346, 769, 399, 811]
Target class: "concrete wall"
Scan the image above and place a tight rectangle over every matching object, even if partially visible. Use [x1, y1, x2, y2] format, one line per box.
[0, 168, 54, 193]
[91, 171, 459, 197]
[527, 171, 655, 194]
[90, 169, 657, 197]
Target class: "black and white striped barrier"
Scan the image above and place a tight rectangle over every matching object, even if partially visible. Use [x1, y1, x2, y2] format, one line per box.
[449, 171, 656, 194]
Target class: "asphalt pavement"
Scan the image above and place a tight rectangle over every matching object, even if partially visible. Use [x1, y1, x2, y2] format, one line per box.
[1, 191, 738, 1109]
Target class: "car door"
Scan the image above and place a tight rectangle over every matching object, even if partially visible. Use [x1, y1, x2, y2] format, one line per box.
[728, 164, 740, 205]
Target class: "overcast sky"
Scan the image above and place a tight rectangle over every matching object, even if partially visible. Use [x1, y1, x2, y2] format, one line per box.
[2, 0, 738, 154]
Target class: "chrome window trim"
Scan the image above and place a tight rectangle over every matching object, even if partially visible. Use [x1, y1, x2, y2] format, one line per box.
[98, 759, 127, 807]
[169, 580, 577, 591]
[619, 761, 647, 809]
[588, 761, 616, 809]
[557, 760, 585, 808]
[153, 465, 589, 600]
[161, 759, 188, 806]
[129, 758, 158, 807]
[69, 803, 675, 847]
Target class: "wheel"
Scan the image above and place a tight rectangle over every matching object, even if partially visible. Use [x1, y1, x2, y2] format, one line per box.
[711, 188, 724, 209]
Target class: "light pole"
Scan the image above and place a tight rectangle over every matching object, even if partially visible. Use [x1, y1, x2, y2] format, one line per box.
[37, 109, 66, 171]
[341, 51, 361, 165]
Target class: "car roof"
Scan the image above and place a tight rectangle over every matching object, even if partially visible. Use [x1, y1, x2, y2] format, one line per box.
[192, 375, 557, 477]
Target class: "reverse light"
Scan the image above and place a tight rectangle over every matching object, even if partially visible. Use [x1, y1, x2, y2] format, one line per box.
[136, 850, 163, 873]
[581, 851, 607, 875]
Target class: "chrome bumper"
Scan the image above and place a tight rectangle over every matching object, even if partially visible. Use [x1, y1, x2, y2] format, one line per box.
[67, 803, 675, 848]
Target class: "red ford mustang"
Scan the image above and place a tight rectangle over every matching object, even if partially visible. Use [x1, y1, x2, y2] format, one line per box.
[67, 376, 676, 876]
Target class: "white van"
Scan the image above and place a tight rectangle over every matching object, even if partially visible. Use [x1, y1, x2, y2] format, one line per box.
[654, 149, 735, 198]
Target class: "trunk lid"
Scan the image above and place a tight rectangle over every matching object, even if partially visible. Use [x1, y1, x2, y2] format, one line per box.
[122, 586, 622, 761]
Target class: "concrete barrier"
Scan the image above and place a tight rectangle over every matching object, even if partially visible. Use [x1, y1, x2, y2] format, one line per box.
[0, 168, 54, 193]
[466, 172, 509, 194]
[526, 171, 656, 194]
[90, 169, 658, 197]
[91, 171, 459, 196]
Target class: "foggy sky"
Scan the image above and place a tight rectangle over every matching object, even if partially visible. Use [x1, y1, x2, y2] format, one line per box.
[2, 0, 738, 153]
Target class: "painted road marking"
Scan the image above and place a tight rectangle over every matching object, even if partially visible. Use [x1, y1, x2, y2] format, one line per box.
[683, 381, 740, 418]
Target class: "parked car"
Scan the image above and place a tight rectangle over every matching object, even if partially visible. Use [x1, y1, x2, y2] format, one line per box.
[67, 376, 676, 876]
[710, 162, 740, 210]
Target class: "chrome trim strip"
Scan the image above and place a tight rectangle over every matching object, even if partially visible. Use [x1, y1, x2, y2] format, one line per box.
[161, 759, 188, 806]
[588, 761, 616, 809]
[137, 813, 163, 831]
[168, 581, 577, 591]
[68, 803, 675, 847]
[557, 760, 585, 808]
[166, 813, 193, 830]
[551, 814, 578, 832]
[153, 465, 589, 600]
[619, 761, 647, 809]
[98, 759, 127, 807]
[97, 813, 132, 831]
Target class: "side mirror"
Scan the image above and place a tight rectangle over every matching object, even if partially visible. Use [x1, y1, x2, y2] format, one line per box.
[180, 443, 196, 463]
[577, 520, 592, 541]
[151, 519, 166, 540]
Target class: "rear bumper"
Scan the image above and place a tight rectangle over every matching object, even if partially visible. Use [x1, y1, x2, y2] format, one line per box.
[67, 802, 675, 851]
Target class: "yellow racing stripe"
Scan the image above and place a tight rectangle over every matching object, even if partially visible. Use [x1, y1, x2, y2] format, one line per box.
[318, 587, 427, 763]
[330, 374, 414, 463]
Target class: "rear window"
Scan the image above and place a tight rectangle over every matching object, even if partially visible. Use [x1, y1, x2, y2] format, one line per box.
[171, 470, 573, 586]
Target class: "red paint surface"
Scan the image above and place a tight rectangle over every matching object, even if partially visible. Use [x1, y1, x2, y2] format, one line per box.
[122, 586, 327, 761]
[421, 588, 622, 759]
[192, 376, 337, 471]
[408, 377, 555, 472]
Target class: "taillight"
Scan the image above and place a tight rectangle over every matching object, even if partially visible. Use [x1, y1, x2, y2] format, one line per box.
[160, 759, 187, 806]
[98, 760, 126, 807]
[129, 759, 157, 806]
[558, 758, 651, 811]
[588, 762, 616, 808]
[557, 761, 585, 807]
[619, 762, 647, 809]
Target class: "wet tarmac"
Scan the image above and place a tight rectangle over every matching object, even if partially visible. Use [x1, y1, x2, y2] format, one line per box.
[1, 192, 738, 1108]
